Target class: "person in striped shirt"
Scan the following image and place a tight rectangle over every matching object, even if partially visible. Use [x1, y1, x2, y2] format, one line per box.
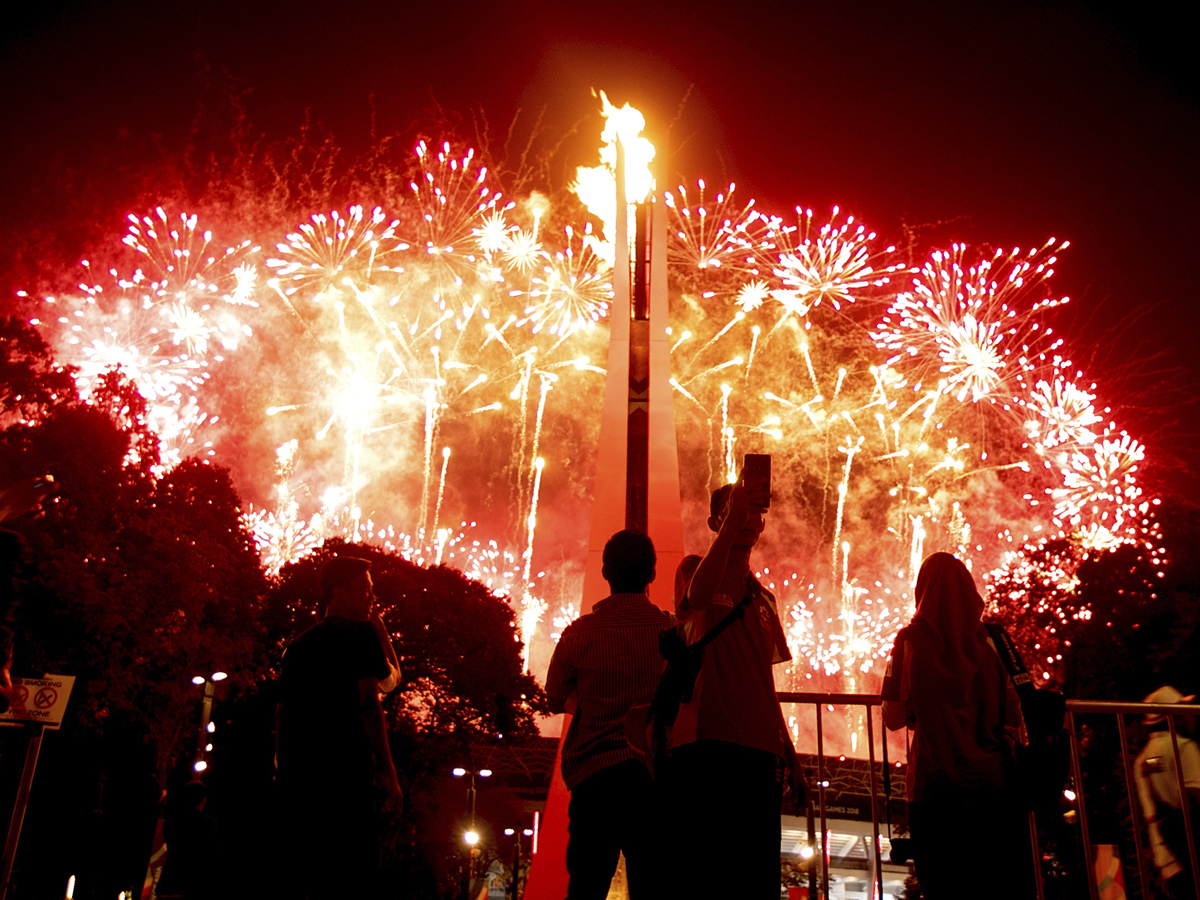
[545, 529, 674, 900]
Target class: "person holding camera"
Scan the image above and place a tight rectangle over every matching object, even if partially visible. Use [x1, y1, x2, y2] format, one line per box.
[669, 472, 794, 900]
[882, 553, 1029, 900]
[545, 529, 674, 900]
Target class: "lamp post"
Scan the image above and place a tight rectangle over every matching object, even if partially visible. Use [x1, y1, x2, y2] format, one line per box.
[503, 823, 534, 900]
[139, 670, 228, 899]
[190, 671, 227, 774]
[452, 767, 492, 900]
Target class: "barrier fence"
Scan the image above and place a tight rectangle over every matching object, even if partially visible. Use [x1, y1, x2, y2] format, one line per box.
[777, 693, 1200, 900]
[1064, 699, 1200, 900]
[777, 692, 891, 900]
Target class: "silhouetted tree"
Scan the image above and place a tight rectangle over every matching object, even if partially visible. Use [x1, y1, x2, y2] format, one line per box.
[988, 500, 1200, 900]
[0, 320, 268, 897]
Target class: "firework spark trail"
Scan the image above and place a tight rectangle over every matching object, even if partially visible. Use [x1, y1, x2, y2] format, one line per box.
[745, 324, 762, 376]
[527, 374, 553, 510]
[669, 377, 704, 412]
[910, 516, 927, 582]
[684, 313, 745, 365]
[832, 437, 863, 587]
[520, 458, 547, 673]
[720, 386, 735, 483]
[798, 342, 821, 394]
[419, 388, 437, 532]
[512, 354, 537, 517]
[433, 446, 451, 537]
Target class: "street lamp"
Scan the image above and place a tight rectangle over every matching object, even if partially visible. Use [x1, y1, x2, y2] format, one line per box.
[191, 671, 227, 774]
[503, 824, 534, 900]
[452, 766, 492, 900]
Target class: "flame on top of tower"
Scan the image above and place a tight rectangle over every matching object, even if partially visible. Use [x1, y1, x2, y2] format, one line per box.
[571, 90, 656, 262]
[599, 92, 655, 204]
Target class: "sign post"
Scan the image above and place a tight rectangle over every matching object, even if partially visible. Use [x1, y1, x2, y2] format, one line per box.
[0, 675, 75, 900]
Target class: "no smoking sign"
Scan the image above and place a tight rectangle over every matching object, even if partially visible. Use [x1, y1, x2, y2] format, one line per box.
[0, 676, 75, 729]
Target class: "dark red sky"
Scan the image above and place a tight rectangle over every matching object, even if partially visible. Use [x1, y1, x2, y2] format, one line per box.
[3, 0, 1198, 498]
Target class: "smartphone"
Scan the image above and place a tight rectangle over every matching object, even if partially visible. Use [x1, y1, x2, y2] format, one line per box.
[742, 453, 771, 509]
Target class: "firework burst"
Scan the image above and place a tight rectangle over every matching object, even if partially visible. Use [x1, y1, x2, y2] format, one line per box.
[872, 240, 1069, 404]
[1022, 375, 1103, 450]
[664, 181, 772, 288]
[43, 219, 261, 470]
[763, 206, 902, 324]
[124, 207, 260, 304]
[407, 141, 510, 288]
[265, 205, 405, 302]
[515, 223, 612, 337]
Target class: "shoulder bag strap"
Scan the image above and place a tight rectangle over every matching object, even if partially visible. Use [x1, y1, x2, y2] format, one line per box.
[691, 585, 754, 652]
[984, 621, 1035, 698]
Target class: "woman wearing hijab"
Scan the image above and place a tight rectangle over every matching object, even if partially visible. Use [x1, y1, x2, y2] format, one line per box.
[883, 552, 1031, 899]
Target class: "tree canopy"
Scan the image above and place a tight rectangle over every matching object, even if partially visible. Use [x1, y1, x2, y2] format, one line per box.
[989, 497, 1200, 701]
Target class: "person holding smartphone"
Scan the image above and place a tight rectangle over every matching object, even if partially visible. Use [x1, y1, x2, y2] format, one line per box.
[275, 555, 403, 899]
[669, 462, 794, 900]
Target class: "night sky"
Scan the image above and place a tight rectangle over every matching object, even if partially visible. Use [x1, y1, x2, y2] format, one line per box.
[3, 0, 1198, 500]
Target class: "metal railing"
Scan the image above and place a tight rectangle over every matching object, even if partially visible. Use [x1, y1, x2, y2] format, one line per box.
[1066, 699, 1200, 900]
[778, 692, 895, 900]
[777, 693, 1200, 900]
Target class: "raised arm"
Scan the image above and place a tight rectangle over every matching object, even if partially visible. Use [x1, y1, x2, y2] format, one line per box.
[682, 480, 763, 612]
[370, 612, 402, 693]
[360, 676, 403, 812]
